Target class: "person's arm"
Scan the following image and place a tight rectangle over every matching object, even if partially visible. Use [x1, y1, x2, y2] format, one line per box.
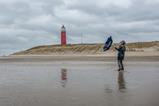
[115, 46, 121, 51]
[115, 47, 118, 50]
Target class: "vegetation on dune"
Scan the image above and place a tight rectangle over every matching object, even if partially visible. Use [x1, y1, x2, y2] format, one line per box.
[12, 41, 159, 55]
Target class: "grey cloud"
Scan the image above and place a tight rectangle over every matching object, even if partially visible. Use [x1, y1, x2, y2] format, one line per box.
[0, 0, 159, 55]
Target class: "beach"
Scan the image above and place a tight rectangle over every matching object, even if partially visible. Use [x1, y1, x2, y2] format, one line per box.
[0, 55, 159, 106]
[0, 0, 159, 105]
[2, 51, 159, 62]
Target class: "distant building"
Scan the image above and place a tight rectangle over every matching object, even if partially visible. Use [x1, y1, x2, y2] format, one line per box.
[61, 25, 67, 46]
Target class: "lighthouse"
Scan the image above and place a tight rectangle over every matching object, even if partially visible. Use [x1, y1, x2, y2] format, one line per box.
[61, 25, 67, 46]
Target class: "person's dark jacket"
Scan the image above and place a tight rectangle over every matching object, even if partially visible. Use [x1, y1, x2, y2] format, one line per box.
[115, 45, 126, 60]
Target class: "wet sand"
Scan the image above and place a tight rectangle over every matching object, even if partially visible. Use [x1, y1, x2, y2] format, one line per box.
[0, 56, 159, 106]
[1, 55, 159, 62]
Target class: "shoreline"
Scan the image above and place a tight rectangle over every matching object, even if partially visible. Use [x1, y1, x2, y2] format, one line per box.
[1, 55, 159, 62]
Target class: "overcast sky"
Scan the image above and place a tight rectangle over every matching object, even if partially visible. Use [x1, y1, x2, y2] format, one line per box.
[0, 0, 159, 55]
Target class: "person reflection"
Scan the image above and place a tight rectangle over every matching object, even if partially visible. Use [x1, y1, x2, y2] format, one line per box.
[118, 71, 126, 90]
[61, 68, 67, 88]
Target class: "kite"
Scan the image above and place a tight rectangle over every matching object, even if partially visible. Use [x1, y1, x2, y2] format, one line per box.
[103, 36, 113, 51]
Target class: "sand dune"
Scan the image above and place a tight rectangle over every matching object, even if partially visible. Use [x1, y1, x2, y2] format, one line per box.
[12, 41, 159, 56]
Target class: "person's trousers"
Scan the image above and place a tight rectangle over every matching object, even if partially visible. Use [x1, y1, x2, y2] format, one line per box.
[118, 59, 124, 70]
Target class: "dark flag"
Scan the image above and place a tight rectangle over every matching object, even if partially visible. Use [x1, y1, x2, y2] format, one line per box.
[103, 36, 113, 51]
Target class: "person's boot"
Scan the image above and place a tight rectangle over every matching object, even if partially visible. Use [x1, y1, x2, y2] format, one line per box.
[121, 67, 124, 70]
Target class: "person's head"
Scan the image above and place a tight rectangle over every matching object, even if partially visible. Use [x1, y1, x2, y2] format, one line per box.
[120, 40, 126, 45]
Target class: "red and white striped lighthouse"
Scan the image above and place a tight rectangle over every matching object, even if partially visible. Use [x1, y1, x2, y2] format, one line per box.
[61, 25, 67, 46]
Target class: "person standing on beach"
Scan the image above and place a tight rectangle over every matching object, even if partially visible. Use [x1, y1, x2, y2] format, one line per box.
[115, 40, 126, 71]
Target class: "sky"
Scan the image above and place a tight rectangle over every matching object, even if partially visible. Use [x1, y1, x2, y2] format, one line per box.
[0, 0, 159, 55]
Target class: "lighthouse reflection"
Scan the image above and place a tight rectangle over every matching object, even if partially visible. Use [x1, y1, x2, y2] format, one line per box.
[118, 71, 126, 91]
[61, 68, 67, 88]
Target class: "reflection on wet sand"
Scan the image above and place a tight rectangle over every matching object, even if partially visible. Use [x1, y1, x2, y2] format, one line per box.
[0, 61, 159, 106]
[61, 68, 67, 87]
[118, 71, 126, 91]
